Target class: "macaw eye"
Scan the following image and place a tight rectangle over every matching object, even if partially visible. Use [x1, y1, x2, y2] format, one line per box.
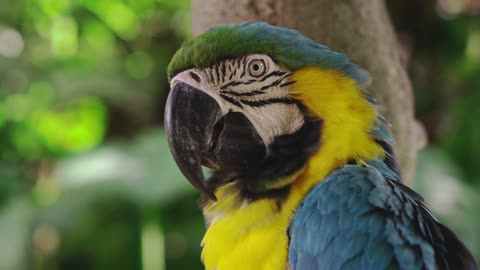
[248, 59, 266, 77]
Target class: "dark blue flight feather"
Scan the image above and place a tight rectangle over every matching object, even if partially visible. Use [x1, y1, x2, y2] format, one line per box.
[288, 164, 478, 270]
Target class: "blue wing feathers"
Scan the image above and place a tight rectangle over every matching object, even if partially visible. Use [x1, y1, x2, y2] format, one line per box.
[288, 164, 478, 270]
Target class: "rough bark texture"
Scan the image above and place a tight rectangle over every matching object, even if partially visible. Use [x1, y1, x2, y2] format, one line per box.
[192, 0, 425, 183]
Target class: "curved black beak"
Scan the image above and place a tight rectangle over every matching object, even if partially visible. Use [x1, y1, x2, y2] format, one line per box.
[164, 82, 221, 201]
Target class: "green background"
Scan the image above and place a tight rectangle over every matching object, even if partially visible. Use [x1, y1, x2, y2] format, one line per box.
[0, 0, 479, 269]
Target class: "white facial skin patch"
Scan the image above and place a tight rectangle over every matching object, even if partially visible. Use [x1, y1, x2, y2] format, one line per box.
[170, 54, 304, 148]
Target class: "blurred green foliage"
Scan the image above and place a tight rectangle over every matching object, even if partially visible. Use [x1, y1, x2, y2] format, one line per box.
[1, 0, 206, 269]
[388, 0, 480, 184]
[0, 0, 479, 269]
[0, 0, 190, 162]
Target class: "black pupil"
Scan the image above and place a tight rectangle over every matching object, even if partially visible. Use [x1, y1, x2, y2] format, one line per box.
[253, 63, 260, 71]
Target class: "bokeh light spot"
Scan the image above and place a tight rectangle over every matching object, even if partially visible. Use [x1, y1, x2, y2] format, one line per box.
[51, 16, 78, 58]
[32, 224, 60, 255]
[0, 26, 24, 58]
[436, 0, 468, 18]
[83, 20, 115, 52]
[466, 30, 480, 61]
[141, 222, 165, 270]
[34, 96, 107, 153]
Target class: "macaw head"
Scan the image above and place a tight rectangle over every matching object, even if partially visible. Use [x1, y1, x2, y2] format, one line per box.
[165, 22, 394, 202]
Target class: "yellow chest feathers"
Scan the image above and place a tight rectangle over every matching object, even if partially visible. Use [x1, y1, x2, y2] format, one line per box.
[200, 67, 383, 270]
[201, 187, 294, 270]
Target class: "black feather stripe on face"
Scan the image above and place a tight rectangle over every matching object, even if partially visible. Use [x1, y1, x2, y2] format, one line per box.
[239, 97, 297, 107]
[219, 89, 264, 97]
[220, 93, 244, 108]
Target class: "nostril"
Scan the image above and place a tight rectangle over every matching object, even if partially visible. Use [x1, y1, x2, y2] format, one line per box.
[190, 72, 201, 83]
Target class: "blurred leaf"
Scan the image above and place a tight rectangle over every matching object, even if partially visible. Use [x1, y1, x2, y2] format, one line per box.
[34, 96, 107, 154]
[52, 129, 194, 205]
[0, 0, 196, 269]
[84, 0, 140, 40]
[51, 16, 78, 58]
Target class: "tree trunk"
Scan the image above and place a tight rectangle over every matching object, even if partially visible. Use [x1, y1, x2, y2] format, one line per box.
[192, 0, 425, 183]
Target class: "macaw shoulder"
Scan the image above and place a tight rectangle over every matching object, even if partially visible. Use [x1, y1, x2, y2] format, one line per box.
[288, 165, 477, 270]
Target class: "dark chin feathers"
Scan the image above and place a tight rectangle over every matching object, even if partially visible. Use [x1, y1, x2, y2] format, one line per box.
[204, 113, 322, 203]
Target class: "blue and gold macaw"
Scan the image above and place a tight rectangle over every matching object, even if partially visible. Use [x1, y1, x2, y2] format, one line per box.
[164, 22, 477, 270]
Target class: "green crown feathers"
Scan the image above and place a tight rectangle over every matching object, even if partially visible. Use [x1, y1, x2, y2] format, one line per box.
[167, 22, 369, 87]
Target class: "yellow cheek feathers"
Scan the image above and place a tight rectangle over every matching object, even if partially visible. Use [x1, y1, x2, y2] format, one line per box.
[201, 67, 385, 270]
[290, 67, 384, 185]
